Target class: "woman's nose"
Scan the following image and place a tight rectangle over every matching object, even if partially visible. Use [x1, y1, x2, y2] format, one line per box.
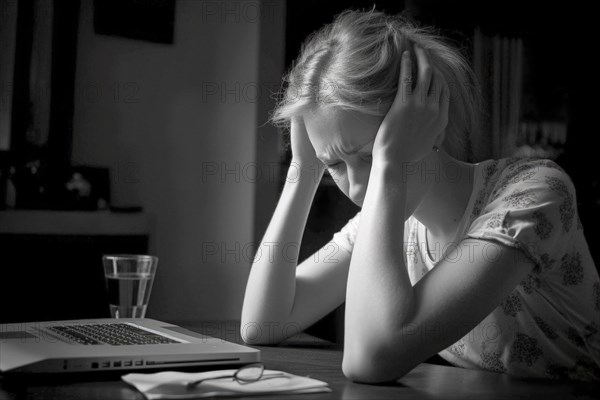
[347, 162, 367, 204]
[349, 185, 364, 205]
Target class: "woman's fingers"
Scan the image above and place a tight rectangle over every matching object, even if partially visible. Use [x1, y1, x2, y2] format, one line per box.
[433, 80, 450, 148]
[396, 43, 435, 104]
[414, 44, 432, 101]
[436, 71, 450, 120]
[398, 48, 413, 101]
[430, 69, 447, 105]
[440, 79, 450, 115]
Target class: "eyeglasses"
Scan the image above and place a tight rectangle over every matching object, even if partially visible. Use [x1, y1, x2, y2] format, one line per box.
[186, 363, 285, 388]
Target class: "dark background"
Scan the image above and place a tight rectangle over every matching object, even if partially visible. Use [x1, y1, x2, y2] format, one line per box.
[285, 0, 598, 268]
[284, 0, 599, 341]
[1, 0, 597, 334]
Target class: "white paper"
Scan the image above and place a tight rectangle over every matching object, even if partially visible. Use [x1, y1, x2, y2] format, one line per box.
[122, 369, 332, 399]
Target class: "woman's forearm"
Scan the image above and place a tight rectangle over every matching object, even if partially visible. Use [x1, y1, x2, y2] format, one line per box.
[343, 161, 415, 371]
[240, 161, 321, 342]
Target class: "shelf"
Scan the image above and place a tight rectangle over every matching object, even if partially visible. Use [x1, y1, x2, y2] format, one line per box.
[0, 210, 154, 235]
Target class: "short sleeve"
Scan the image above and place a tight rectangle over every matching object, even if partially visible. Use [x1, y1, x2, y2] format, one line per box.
[332, 211, 362, 254]
[465, 160, 577, 272]
[331, 212, 414, 263]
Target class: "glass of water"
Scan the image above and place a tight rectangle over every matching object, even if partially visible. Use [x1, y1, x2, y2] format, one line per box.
[102, 254, 158, 318]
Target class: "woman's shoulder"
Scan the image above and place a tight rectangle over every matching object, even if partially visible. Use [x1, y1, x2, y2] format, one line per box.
[468, 157, 580, 237]
[478, 156, 567, 181]
[497, 157, 569, 179]
[468, 157, 574, 223]
[466, 157, 585, 275]
[479, 157, 575, 203]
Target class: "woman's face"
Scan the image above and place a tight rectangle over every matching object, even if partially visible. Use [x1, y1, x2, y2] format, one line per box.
[303, 108, 382, 207]
[303, 107, 433, 212]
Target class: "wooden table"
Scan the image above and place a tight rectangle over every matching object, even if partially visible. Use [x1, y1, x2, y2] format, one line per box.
[0, 322, 598, 399]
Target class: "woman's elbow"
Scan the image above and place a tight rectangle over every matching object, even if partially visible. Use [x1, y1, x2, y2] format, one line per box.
[239, 318, 286, 346]
[342, 344, 412, 384]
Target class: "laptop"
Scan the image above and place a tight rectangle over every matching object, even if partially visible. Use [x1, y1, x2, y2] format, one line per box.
[0, 318, 260, 374]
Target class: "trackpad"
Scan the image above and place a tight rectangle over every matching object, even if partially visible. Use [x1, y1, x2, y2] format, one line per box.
[161, 326, 207, 340]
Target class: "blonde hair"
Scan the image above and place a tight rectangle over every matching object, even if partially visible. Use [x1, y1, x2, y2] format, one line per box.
[270, 8, 483, 161]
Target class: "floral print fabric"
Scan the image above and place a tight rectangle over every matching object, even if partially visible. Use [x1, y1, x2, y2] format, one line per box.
[332, 158, 600, 380]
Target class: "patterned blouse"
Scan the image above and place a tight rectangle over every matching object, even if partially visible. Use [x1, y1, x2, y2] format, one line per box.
[332, 157, 600, 380]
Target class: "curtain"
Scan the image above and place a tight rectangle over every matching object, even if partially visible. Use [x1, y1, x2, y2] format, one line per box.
[0, 0, 19, 151]
[26, 0, 54, 147]
[472, 27, 523, 160]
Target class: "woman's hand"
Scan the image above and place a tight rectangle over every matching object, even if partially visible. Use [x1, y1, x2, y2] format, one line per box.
[289, 117, 325, 181]
[373, 44, 449, 166]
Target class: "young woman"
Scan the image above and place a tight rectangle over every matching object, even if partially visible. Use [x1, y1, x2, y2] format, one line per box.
[240, 8, 600, 382]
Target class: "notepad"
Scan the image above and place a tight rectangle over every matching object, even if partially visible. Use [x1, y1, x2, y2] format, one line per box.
[122, 369, 332, 399]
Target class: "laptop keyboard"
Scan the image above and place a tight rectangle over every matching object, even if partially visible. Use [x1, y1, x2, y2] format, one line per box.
[46, 323, 179, 345]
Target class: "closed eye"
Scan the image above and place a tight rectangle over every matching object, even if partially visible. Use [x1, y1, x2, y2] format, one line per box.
[324, 161, 344, 169]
